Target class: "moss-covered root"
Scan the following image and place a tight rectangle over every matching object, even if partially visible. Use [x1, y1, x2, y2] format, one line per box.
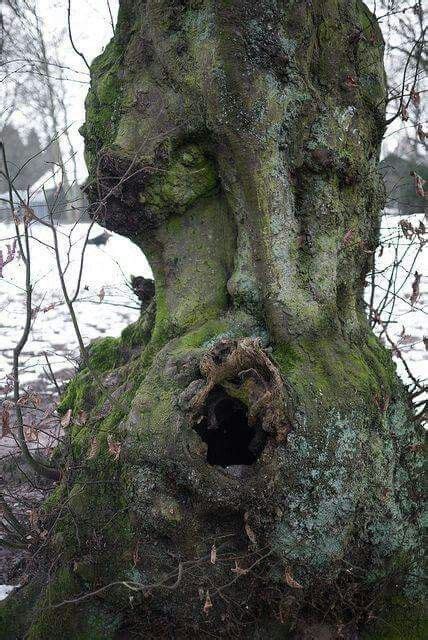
[0, 583, 39, 640]
[0, 575, 120, 640]
[0, 323, 424, 638]
[362, 599, 428, 640]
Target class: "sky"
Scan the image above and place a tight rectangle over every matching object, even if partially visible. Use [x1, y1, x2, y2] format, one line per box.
[37, 0, 119, 180]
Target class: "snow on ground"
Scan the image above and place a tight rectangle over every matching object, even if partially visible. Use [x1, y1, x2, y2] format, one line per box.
[0, 210, 426, 393]
[371, 211, 427, 388]
[0, 584, 16, 600]
[0, 219, 151, 387]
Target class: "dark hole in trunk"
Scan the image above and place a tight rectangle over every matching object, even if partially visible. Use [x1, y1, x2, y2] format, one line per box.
[194, 387, 266, 467]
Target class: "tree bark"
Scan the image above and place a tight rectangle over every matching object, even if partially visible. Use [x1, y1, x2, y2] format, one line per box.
[1, 2, 424, 639]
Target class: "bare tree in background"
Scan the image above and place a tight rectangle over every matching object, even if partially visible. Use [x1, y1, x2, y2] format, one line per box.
[381, 1, 426, 153]
[373, 1, 427, 156]
[0, 0, 86, 215]
[366, 1, 426, 413]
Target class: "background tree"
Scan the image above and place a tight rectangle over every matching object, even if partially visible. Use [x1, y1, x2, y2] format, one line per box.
[0, 124, 46, 193]
[0, 0, 83, 212]
[0, 2, 424, 639]
[376, 0, 427, 215]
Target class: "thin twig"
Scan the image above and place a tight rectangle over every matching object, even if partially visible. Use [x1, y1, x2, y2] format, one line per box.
[67, 0, 90, 71]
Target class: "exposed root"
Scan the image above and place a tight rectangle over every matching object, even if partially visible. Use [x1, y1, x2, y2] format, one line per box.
[191, 338, 292, 444]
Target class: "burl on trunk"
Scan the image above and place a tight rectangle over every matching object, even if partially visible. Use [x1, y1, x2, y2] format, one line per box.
[1, 1, 424, 639]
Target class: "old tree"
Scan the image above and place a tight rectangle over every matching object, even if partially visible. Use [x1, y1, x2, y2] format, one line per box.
[1, 1, 424, 638]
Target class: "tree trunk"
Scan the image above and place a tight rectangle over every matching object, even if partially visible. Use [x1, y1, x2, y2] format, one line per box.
[1, 2, 424, 639]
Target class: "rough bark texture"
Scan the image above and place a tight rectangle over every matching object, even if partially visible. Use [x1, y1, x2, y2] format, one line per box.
[1, 1, 424, 639]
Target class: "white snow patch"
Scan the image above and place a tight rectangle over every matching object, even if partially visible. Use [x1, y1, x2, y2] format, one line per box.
[369, 210, 427, 389]
[0, 585, 16, 600]
[0, 220, 151, 385]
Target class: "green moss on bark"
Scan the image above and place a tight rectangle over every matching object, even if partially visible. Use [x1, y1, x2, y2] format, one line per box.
[3, 1, 423, 638]
[0, 583, 40, 640]
[362, 599, 427, 640]
[26, 567, 120, 640]
[141, 144, 219, 213]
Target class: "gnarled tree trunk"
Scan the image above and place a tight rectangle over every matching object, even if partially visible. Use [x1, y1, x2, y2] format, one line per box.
[1, 2, 424, 639]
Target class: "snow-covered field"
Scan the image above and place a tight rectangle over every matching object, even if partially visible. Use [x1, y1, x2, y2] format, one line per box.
[0, 585, 15, 601]
[370, 211, 426, 387]
[0, 213, 426, 392]
[0, 220, 151, 387]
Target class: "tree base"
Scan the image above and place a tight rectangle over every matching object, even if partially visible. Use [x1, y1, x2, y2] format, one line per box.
[0, 314, 424, 639]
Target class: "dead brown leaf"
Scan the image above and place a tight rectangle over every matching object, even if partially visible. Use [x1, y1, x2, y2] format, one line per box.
[397, 332, 418, 346]
[344, 74, 358, 90]
[245, 522, 257, 545]
[342, 228, 355, 246]
[243, 512, 257, 545]
[374, 394, 390, 413]
[410, 89, 420, 107]
[24, 423, 38, 442]
[203, 591, 213, 615]
[297, 234, 306, 248]
[210, 544, 217, 565]
[75, 410, 88, 426]
[133, 542, 141, 566]
[0, 239, 17, 278]
[410, 171, 425, 198]
[408, 443, 424, 453]
[87, 437, 100, 460]
[22, 205, 35, 225]
[1, 405, 11, 437]
[231, 560, 249, 576]
[417, 124, 426, 142]
[399, 219, 414, 239]
[26, 391, 42, 408]
[28, 508, 40, 532]
[416, 220, 426, 236]
[380, 487, 390, 502]
[284, 570, 303, 589]
[410, 271, 422, 305]
[42, 303, 56, 313]
[107, 434, 121, 461]
[60, 409, 72, 428]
